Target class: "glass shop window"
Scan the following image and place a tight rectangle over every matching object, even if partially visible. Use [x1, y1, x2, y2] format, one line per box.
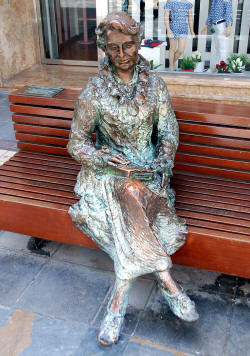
[108, 0, 250, 76]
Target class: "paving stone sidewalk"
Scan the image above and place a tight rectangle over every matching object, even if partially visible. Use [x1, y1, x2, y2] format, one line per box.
[0, 90, 249, 356]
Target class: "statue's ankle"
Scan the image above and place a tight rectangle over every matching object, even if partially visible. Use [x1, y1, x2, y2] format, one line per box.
[97, 310, 125, 347]
[161, 287, 199, 322]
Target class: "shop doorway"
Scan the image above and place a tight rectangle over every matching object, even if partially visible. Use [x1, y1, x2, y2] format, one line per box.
[39, 0, 99, 65]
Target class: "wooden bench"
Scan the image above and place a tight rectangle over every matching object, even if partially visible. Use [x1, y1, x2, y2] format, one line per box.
[0, 86, 249, 278]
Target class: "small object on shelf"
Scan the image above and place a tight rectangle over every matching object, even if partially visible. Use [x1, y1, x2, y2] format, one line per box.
[216, 60, 230, 73]
[228, 54, 249, 73]
[180, 56, 196, 71]
[139, 40, 166, 71]
[142, 39, 164, 48]
[192, 51, 205, 73]
[149, 60, 162, 70]
[20, 85, 64, 98]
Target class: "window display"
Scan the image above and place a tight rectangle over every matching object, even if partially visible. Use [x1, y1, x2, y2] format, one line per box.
[108, 0, 250, 77]
[164, 0, 195, 71]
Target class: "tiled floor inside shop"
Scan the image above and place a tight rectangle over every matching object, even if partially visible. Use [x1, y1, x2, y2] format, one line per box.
[0, 90, 249, 355]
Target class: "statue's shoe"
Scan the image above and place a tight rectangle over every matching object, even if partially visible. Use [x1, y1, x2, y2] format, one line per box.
[161, 288, 199, 322]
[97, 311, 125, 347]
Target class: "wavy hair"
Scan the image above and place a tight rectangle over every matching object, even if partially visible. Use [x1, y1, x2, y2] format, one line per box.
[96, 11, 144, 52]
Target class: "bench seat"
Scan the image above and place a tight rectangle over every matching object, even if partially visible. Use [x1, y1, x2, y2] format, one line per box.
[0, 150, 249, 278]
[0, 87, 249, 278]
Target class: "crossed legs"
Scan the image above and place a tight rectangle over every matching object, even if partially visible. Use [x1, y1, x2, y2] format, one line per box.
[98, 268, 199, 346]
[169, 38, 187, 71]
[98, 180, 198, 347]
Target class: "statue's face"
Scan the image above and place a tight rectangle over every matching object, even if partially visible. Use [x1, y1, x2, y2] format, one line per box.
[106, 30, 138, 73]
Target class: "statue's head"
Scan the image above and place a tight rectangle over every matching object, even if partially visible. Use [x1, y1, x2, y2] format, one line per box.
[96, 12, 143, 73]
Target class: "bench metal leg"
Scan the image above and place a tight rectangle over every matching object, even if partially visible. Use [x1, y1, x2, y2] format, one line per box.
[27, 237, 50, 256]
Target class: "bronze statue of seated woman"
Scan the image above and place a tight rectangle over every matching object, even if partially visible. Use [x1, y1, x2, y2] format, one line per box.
[67, 11, 199, 347]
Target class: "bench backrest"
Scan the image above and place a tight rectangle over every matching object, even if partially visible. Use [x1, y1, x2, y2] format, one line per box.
[9, 87, 250, 181]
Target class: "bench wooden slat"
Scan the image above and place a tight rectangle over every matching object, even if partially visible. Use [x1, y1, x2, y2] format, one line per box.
[174, 163, 250, 181]
[0, 182, 75, 199]
[0, 192, 69, 210]
[184, 217, 250, 236]
[178, 143, 250, 161]
[9, 155, 79, 170]
[14, 124, 70, 138]
[0, 174, 74, 192]
[13, 114, 72, 128]
[186, 225, 249, 242]
[0, 187, 76, 205]
[174, 184, 250, 200]
[179, 133, 250, 150]
[16, 151, 80, 165]
[172, 98, 250, 120]
[173, 173, 250, 190]
[1, 165, 76, 181]
[179, 122, 250, 139]
[177, 204, 250, 225]
[175, 196, 250, 214]
[176, 209, 250, 229]
[10, 104, 74, 119]
[5, 160, 79, 175]
[0, 170, 74, 186]
[0, 174, 74, 196]
[176, 152, 250, 171]
[17, 142, 68, 155]
[175, 190, 250, 207]
[16, 133, 69, 147]
[175, 110, 250, 127]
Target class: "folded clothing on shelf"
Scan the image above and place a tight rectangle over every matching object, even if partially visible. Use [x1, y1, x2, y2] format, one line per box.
[142, 39, 164, 48]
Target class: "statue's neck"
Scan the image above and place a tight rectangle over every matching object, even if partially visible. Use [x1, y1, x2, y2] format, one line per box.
[115, 68, 134, 84]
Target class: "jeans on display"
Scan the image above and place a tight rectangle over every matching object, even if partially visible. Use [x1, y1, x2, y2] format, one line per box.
[210, 22, 230, 69]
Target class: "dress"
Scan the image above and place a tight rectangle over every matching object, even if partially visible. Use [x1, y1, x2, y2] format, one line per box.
[164, 0, 193, 40]
[67, 55, 187, 281]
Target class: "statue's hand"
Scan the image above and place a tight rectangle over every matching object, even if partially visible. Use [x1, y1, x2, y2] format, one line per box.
[152, 158, 173, 187]
[108, 153, 130, 167]
[152, 158, 162, 173]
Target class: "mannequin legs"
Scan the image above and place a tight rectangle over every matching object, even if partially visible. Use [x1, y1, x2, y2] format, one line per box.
[169, 38, 187, 71]
[210, 23, 230, 71]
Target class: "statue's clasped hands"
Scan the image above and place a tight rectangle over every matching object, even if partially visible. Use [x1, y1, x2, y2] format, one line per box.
[100, 146, 130, 167]
[108, 154, 130, 167]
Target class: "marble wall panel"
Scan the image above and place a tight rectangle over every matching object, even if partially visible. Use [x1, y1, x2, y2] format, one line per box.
[0, 0, 38, 85]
